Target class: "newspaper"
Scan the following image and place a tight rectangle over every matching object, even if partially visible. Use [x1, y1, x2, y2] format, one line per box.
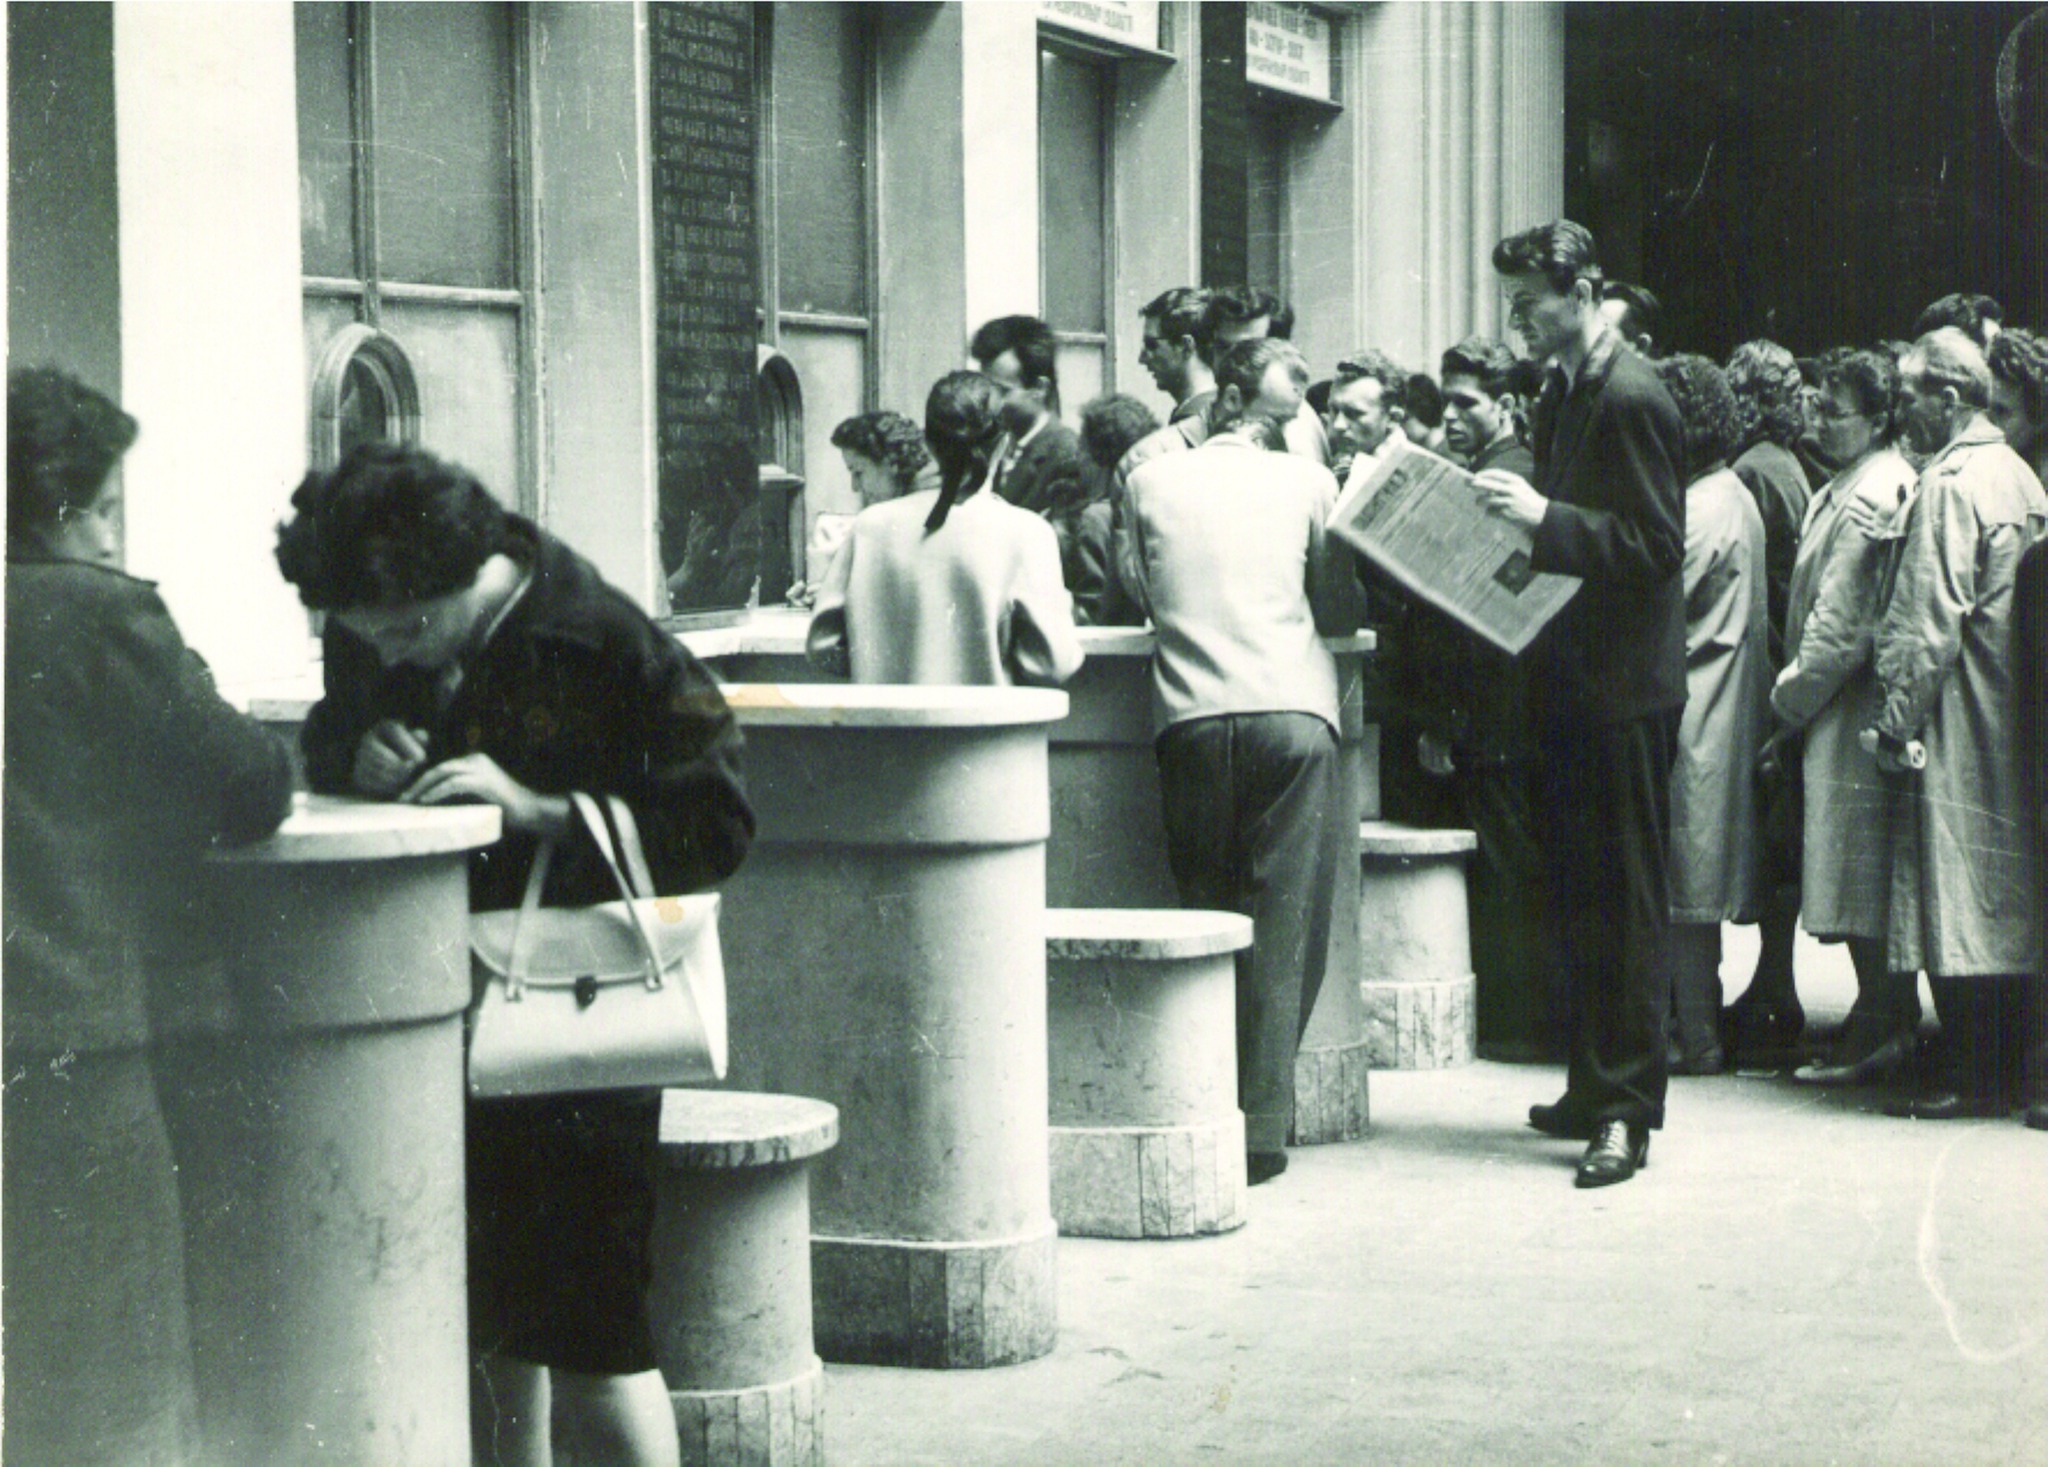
[1326, 438, 1579, 657]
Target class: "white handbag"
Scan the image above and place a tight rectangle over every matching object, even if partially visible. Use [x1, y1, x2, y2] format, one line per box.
[467, 791, 727, 1098]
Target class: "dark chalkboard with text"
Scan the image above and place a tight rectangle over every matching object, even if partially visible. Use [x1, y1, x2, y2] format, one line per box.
[649, 1, 759, 618]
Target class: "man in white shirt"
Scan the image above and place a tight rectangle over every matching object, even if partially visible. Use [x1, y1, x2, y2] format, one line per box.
[1122, 337, 1366, 1183]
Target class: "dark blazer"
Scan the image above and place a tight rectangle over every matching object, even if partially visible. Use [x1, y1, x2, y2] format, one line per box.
[303, 519, 754, 913]
[3, 557, 293, 1050]
[1525, 328, 1689, 727]
[993, 420, 1095, 523]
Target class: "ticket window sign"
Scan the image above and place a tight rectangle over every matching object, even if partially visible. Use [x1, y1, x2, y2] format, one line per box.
[1246, 3, 1335, 105]
[1038, 0, 1162, 53]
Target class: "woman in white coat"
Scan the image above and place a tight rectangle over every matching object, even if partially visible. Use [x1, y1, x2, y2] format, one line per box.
[808, 371, 1083, 688]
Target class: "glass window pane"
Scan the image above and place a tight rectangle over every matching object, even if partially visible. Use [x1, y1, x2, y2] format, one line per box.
[1247, 107, 1287, 295]
[379, 299, 522, 506]
[296, 2, 358, 278]
[773, 3, 867, 317]
[371, 3, 515, 289]
[1040, 51, 1107, 334]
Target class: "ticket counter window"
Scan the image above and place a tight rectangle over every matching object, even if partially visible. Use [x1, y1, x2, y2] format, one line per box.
[1040, 45, 1113, 413]
[295, 2, 529, 506]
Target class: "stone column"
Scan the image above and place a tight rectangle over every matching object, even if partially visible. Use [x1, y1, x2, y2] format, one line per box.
[186, 798, 500, 1467]
[1357, 822, 1479, 1070]
[716, 684, 1067, 1369]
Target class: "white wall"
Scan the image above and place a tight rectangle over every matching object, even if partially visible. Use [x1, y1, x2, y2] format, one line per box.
[114, 2, 312, 693]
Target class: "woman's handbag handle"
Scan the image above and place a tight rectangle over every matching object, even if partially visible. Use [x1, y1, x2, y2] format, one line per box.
[500, 793, 667, 998]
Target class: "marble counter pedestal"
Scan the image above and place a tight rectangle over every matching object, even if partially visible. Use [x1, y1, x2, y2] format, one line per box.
[1357, 821, 1478, 1069]
[714, 684, 1066, 1369]
[188, 796, 499, 1467]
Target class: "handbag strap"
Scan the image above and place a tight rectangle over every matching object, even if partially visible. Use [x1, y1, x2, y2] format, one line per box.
[498, 794, 667, 998]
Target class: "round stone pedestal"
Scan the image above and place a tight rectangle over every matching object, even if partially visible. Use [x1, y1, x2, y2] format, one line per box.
[1046, 909, 1252, 1238]
[1358, 821, 1478, 1069]
[716, 685, 1065, 1369]
[652, 1091, 839, 1467]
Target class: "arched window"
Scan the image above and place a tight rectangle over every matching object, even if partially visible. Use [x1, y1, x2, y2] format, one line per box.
[308, 324, 421, 468]
[756, 346, 806, 605]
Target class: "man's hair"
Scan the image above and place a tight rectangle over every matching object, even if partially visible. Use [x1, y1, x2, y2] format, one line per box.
[1402, 374, 1443, 429]
[831, 410, 932, 488]
[1215, 285, 1295, 341]
[1141, 286, 1225, 365]
[1653, 354, 1742, 478]
[1213, 338, 1309, 435]
[968, 314, 1059, 394]
[1912, 293, 2004, 350]
[1439, 336, 1519, 397]
[1904, 327, 1993, 409]
[275, 442, 509, 611]
[1725, 339, 1806, 450]
[1333, 348, 1408, 410]
[1491, 219, 1604, 298]
[1988, 327, 2048, 429]
[1603, 281, 1662, 350]
[1815, 346, 1899, 445]
[921, 370, 1007, 531]
[1078, 393, 1162, 471]
[8, 367, 138, 540]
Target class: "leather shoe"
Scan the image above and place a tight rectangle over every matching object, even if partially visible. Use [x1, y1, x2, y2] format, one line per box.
[1721, 993, 1805, 1064]
[1882, 1090, 2006, 1121]
[1793, 1030, 1914, 1086]
[2026, 1104, 2048, 1133]
[1528, 1097, 1593, 1140]
[1669, 1044, 1726, 1077]
[1574, 1119, 1649, 1188]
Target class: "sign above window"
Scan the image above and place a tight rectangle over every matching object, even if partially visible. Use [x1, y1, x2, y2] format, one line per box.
[1247, 3, 1335, 105]
[1038, 0, 1162, 54]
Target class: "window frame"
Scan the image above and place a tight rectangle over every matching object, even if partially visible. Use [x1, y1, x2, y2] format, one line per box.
[1037, 35, 1119, 393]
[296, 1, 539, 509]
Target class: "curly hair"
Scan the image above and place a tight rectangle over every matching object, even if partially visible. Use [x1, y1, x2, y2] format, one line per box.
[1491, 220, 1604, 298]
[274, 441, 509, 610]
[922, 371, 1006, 532]
[1725, 339, 1806, 450]
[1654, 354, 1741, 479]
[1989, 327, 2048, 429]
[1815, 347, 1899, 446]
[1333, 347, 1409, 408]
[1078, 393, 1161, 471]
[1913, 292, 2003, 350]
[830, 411, 931, 489]
[8, 367, 138, 541]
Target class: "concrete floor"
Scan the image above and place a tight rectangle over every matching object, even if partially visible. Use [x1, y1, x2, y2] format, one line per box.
[822, 933, 2048, 1466]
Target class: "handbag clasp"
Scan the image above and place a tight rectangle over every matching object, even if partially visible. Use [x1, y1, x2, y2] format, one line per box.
[574, 974, 599, 1009]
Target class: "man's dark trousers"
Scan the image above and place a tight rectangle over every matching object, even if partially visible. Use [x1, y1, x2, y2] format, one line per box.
[1157, 712, 1346, 1153]
[1538, 711, 1678, 1129]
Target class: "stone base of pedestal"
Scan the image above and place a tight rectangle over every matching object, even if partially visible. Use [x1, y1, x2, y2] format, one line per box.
[1361, 978, 1476, 1068]
[812, 1224, 1057, 1369]
[673, 1360, 825, 1467]
[1291, 1038, 1372, 1142]
[1051, 1113, 1246, 1239]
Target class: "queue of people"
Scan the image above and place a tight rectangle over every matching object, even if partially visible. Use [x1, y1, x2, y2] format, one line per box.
[805, 221, 2046, 1196]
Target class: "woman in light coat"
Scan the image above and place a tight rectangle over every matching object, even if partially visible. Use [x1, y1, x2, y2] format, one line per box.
[808, 371, 1083, 688]
[1655, 355, 1772, 1073]
[1770, 349, 1922, 1084]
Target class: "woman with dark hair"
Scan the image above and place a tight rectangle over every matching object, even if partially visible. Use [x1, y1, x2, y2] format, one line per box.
[1655, 354, 1772, 1075]
[830, 409, 939, 506]
[1720, 338, 1817, 1063]
[6, 367, 293, 1464]
[1773, 348, 1924, 1085]
[276, 441, 754, 1467]
[806, 370, 1082, 685]
[1072, 392, 1161, 626]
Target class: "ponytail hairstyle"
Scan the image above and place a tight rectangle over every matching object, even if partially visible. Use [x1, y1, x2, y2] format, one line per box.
[922, 370, 1007, 532]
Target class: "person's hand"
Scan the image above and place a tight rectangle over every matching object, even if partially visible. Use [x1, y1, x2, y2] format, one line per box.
[1418, 732, 1456, 777]
[1472, 468, 1547, 532]
[399, 753, 566, 835]
[353, 719, 431, 798]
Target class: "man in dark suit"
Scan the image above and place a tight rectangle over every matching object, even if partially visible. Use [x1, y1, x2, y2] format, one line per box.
[970, 314, 1098, 590]
[1473, 221, 1688, 1188]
